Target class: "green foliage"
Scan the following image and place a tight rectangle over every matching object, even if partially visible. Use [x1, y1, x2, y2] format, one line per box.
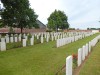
[28, 34, 32, 39]
[46, 30, 52, 32]
[9, 27, 15, 33]
[0, 19, 4, 28]
[69, 28, 75, 30]
[1, 0, 39, 33]
[47, 9, 69, 31]
[6, 42, 22, 50]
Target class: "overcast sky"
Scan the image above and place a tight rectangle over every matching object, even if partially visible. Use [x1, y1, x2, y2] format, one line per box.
[29, 0, 100, 29]
[0, 0, 100, 29]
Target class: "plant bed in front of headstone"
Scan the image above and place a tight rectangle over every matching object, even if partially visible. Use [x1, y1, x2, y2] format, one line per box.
[6, 42, 22, 50]
[72, 54, 78, 69]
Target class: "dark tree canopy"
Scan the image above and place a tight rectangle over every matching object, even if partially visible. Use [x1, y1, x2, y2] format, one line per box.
[47, 10, 69, 31]
[1, 0, 39, 33]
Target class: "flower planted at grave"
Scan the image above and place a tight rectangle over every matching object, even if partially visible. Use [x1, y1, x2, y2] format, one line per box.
[72, 54, 78, 69]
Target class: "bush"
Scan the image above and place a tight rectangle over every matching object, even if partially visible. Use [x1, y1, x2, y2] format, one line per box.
[72, 54, 78, 69]
[46, 30, 52, 32]
[7, 42, 22, 50]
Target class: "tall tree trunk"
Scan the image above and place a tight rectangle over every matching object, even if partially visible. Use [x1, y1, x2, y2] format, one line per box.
[21, 26, 23, 33]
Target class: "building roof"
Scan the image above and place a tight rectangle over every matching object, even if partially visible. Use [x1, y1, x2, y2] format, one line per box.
[36, 20, 46, 29]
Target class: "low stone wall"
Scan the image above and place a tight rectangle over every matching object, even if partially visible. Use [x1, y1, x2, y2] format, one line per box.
[64, 29, 92, 32]
[0, 28, 46, 33]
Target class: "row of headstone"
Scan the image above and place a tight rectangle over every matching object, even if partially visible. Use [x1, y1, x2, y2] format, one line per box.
[66, 34, 100, 75]
[56, 32, 94, 48]
[0, 32, 95, 50]
[56, 37, 74, 47]
[0, 36, 22, 43]
[77, 34, 100, 67]
[31, 32, 78, 46]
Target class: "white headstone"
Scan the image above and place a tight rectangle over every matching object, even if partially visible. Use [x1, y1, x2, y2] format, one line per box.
[0, 42, 6, 51]
[10, 37, 14, 43]
[6, 37, 9, 43]
[25, 36, 28, 40]
[41, 36, 43, 43]
[15, 37, 17, 42]
[51, 35, 54, 41]
[82, 46, 85, 61]
[1, 38, 5, 42]
[55, 36, 57, 40]
[86, 44, 89, 56]
[56, 39, 60, 47]
[66, 55, 72, 75]
[89, 42, 91, 52]
[78, 48, 82, 66]
[46, 35, 49, 42]
[23, 39, 26, 47]
[18, 36, 21, 41]
[30, 38, 33, 45]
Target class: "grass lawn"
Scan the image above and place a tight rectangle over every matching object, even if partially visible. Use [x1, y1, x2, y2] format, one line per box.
[79, 39, 100, 75]
[0, 33, 99, 75]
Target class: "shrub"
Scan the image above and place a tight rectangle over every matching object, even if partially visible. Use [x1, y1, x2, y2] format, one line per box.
[72, 54, 78, 69]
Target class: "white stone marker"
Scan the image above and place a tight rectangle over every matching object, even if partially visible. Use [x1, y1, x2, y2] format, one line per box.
[10, 37, 14, 43]
[86, 44, 89, 56]
[15, 37, 17, 42]
[89, 42, 91, 53]
[56, 39, 59, 47]
[0, 42, 6, 51]
[1, 38, 5, 42]
[18, 36, 21, 41]
[30, 38, 33, 45]
[46, 35, 49, 42]
[85, 44, 88, 57]
[11, 34, 13, 37]
[78, 48, 82, 66]
[25, 36, 28, 40]
[6, 37, 9, 43]
[32, 35, 34, 45]
[40, 36, 43, 43]
[55, 36, 57, 40]
[51, 35, 54, 41]
[23, 39, 26, 47]
[32, 35, 34, 39]
[66, 55, 72, 75]
[82, 46, 85, 61]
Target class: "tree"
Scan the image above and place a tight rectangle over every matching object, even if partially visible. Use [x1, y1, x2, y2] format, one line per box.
[1, 0, 39, 33]
[47, 10, 69, 31]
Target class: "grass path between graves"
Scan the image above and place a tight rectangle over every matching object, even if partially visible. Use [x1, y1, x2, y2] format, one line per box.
[79, 40, 100, 75]
[0, 33, 99, 75]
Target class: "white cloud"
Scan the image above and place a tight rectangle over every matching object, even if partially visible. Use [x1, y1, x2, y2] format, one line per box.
[28, 0, 100, 29]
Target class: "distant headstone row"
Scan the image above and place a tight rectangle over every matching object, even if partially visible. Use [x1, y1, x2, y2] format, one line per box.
[56, 32, 95, 47]
[0, 32, 96, 51]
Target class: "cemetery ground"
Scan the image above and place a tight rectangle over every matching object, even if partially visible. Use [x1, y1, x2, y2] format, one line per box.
[79, 39, 100, 75]
[0, 33, 99, 75]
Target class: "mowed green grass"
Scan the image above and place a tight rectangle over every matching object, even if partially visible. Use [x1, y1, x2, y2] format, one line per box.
[0, 33, 99, 75]
[79, 40, 100, 75]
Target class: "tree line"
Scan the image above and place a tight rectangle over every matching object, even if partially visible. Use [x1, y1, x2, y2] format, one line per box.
[0, 0, 69, 33]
